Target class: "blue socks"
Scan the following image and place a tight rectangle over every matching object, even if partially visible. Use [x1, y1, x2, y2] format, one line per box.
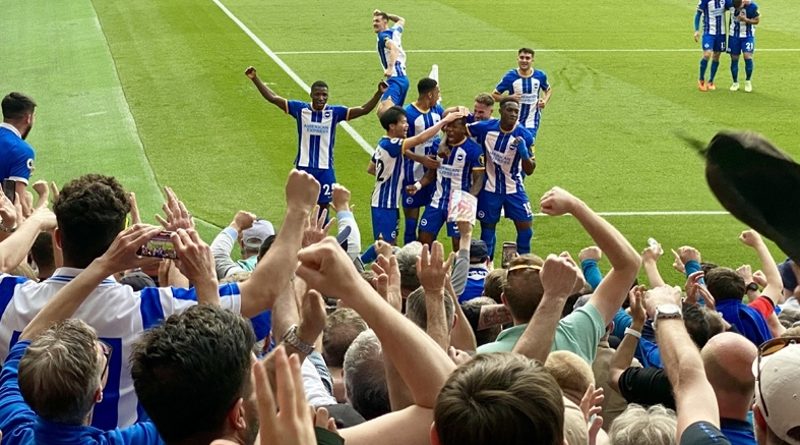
[709, 60, 719, 82]
[745, 59, 754, 80]
[516, 227, 533, 255]
[480, 225, 497, 260]
[731, 59, 740, 82]
[699, 58, 709, 80]
[403, 218, 417, 244]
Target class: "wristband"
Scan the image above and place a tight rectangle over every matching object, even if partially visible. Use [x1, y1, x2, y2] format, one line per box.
[413, 181, 422, 191]
[624, 327, 642, 339]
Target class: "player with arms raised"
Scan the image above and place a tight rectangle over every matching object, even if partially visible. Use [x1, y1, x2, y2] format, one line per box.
[492, 48, 552, 142]
[694, 0, 733, 91]
[245, 66, 386, 206]
[373, 9, 409, 116]
[728, 0, 760, 92]
[468, 98, 535, 260]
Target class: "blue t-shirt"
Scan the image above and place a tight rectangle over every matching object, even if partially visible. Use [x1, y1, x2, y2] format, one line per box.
[720, 418, 757, 445]
[458, 266, 488, 303]
[0, 341, 163, 444]
[0, 126, 35, 184]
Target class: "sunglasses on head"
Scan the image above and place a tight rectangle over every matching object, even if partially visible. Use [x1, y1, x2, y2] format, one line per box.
[756, 336, 800, 418]
[507, 264, 542, 273]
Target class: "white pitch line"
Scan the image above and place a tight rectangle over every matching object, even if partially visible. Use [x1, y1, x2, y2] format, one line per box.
[532, 211, 730, 217]
[211, 0, 375, 156]
[274, 48, 800, 55]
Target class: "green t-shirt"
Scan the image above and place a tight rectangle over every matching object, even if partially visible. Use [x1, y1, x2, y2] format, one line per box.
[475, 303, 606, 364]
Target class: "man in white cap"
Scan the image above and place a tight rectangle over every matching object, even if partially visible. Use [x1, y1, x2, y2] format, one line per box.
[753, 337, 800, 445]
[211, 211, 275, 279]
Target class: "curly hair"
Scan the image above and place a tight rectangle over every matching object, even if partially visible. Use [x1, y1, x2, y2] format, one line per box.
[53, 174, 130, 268]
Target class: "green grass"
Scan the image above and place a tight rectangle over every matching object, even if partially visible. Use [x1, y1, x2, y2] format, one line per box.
[2, 0, 799, 277]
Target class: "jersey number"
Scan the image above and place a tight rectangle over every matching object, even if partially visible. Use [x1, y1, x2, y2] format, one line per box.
[376, 160, 386, 181]
[321, 184, 331, 197]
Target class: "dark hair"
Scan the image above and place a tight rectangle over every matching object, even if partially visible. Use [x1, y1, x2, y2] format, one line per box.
[733, 0, 743, 8]
[435, 353, 564, 445]
[705, 267, 746, 302]
[2, 92, 36, 120]
[701, 262, 718, 275]
[474, 93, 495, 107]
[257, 234, 276, 261]
[379, 106, 406, 131]
[53, 175, 131, 268]
[682, 303, 721, 348]
[374, 11, 389, 21]
[483, 268, 507, 304]
[499, 96, 520, 110]
[30, 232, 55, 273]
[310, 81, 328, 91]
[131, 305, 256, 444]
[518, 48, 535, 57]
[417, 77, 438, 95]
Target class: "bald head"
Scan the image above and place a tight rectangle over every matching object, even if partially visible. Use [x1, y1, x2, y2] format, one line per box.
[702, 332, 757, 398]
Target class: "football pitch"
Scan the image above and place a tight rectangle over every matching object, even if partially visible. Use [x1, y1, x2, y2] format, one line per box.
[2, 0, 800, 282]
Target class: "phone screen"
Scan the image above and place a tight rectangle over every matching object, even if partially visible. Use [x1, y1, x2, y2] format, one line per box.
[136, 231, 178, 259]
[501, 242, 518, 268]
[2, 180, 16, 203]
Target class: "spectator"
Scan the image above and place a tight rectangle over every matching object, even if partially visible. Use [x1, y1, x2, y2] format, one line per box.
[544, 350, 594, 405]
[752, 337, 800, 445]
[701, 332, 758, 444]
[29, 232, 56, 281]
[610, 404, 677, 445]
[482, 267, 506, 303]
[458, 239, 491, 303]
[460, 296, 510, 346]
[343, 329, 389, 420]
[322, 308, 368, 403]
[0, 170, 318, 429]
[211, 210, 274, 279]
[706, 267, 772, 345]
[0, 92, 37, 216]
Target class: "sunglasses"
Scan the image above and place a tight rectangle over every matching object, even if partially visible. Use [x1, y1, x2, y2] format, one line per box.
[99, 340, 113, 381]
[507, 264, 542, 273]
[756, 336, 800, 418]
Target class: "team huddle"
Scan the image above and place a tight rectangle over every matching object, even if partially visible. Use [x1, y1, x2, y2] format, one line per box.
[694, 0, 760, 92]
[246, 9, 553, 262]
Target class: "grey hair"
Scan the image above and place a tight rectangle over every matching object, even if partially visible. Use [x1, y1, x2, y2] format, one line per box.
[610, 404, 677, 445]
[405, 286, 455, 332]
[343, 329, 390, 420]
[397, 242, 423, 292]
[19, 319, 101, 424]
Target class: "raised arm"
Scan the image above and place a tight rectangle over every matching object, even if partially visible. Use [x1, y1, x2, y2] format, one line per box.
[609, 286, 646, 394]
[540, 187, 641, 324]
[20, 224, 161, 340]
[404, 111, 464, 149]
[739, 229, 782, 305]
[647, 285, 721, 442]
[418, 242, 452, 350]
[296, 238, 455, 445]
[239, 170, 318, 318]
[245, 66, 289, 111]
[348, 81, 388, 120]
[0, 203, 56, 273]
[377, 10, 405, 27]
[211, 210, 256, 279]
[512, 254, 582, 363]
[641, 242, 667, 287]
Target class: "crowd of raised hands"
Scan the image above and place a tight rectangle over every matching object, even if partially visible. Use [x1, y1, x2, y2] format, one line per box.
[0, 169, 798, 445]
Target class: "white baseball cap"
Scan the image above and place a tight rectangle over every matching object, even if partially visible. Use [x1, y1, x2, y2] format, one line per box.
[753, 339, 800, 444]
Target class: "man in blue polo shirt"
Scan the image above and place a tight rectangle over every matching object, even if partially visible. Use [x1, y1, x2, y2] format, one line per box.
[0, 92, 37, 216]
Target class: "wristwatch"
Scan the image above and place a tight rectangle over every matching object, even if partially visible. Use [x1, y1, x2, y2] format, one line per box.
[281, 324, 315, 355]
[746, 282, 759, 292]
[653, 304, 682, 330]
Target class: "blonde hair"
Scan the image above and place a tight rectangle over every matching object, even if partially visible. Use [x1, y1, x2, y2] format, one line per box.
[544, 350, 595, 403]
[610, 404, 677, 445]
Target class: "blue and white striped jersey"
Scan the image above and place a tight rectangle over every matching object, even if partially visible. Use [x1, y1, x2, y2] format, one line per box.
[430, 138, 484, 210]
[0, 268, 254, 430]
[377, 25, 407, 78]
[729, 2, 759, 37]
[494, 69, 550, 130]
[371, 137, 405, 209]
[467, 120, 534, 195]
[286, 101, 349, 170]
[697, 0, 731, 36]
[403, 103, 444, 184]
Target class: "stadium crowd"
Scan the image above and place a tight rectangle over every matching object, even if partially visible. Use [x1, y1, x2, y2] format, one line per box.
[1, 6, 797, 445]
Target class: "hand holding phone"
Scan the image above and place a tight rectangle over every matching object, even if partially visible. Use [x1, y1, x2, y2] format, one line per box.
[136, 231, 178, 259]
